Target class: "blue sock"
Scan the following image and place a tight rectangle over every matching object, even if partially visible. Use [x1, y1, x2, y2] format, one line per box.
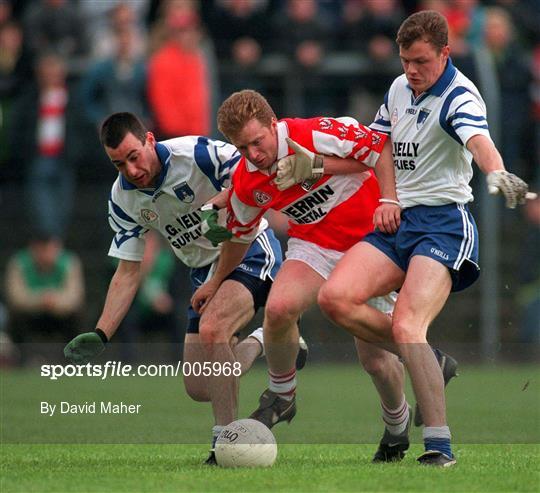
[424, 437, 453, 458]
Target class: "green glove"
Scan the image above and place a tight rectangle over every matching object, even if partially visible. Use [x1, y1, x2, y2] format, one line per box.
[200, 203, 232, 246]
[64, 330, 107, 364]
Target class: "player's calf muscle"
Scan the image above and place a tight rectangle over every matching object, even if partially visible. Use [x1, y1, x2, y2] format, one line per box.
[183, 376, 210, 402]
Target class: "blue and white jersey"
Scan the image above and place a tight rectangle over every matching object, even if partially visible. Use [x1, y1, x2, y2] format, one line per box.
[370, 59, 492, 208]
[107, 136, 267, 268]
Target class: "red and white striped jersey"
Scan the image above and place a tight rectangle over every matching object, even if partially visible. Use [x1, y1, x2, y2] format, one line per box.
[227, 117, 387, 252]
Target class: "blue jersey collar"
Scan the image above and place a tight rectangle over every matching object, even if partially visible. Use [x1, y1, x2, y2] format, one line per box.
[428, 58, 457, 96]
[120, 142, 171, 193]
[407, 58, 457, 103]
[153, 142, 171, 190]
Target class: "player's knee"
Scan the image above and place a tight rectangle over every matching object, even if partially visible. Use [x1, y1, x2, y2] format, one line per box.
[391, 319, 425, 344]
[360, 352, 392, 379]
[264, 297, 300, 332]
[183, 377, 210, 402]
[199, 323, 229, 346]
[318, 283, 351, 323]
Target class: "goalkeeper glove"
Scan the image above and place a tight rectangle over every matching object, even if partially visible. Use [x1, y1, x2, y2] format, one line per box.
[64, 329, 108, 364]
[273, 137, 324, 191]
[200, 203, 232, 246]
[486, 170, 537, 209]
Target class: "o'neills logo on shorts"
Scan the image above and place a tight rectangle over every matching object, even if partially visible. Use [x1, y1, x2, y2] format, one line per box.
[254, 190, 271, 206]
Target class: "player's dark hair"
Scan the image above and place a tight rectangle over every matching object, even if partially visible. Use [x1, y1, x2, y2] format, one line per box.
[396, 10, 448, 51]
[100, 112, 147, 149]
[217, 90, 276, 141]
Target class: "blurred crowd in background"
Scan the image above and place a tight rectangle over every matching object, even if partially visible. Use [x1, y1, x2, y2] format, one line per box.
[0, 0, 538, 363]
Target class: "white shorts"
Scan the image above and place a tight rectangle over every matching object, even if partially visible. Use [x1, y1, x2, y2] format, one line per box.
[285, 237, 397, 314]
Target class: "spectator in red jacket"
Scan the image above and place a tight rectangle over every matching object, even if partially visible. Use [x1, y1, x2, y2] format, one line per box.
[147, 5, 211, 139]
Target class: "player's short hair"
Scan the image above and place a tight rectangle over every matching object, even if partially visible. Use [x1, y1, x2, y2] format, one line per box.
[217, 90, 276, 141]
[100, 112, 146, 149]
[396, 10, 448, 52]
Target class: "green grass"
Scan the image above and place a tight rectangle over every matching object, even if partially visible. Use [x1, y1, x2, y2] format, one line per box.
[1, 363, 539, 492]
[1, 444, 538, 493]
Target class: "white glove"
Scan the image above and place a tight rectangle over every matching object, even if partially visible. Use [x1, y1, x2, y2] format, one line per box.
[486, 170, 537, 209]
[273, 137, 324, 191]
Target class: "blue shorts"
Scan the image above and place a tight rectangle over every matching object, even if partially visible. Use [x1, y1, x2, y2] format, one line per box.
[364, 203, 479, 292]
[186, 229, 282, 333]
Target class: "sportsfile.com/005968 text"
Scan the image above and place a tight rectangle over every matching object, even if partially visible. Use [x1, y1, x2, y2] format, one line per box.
[40, 361, 242, 380]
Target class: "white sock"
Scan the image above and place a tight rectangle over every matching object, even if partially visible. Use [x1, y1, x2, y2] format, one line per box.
[381, 397, 410, 435]
[423, 426, 451, 440]
[268, 368, 296, 401]
[247, 327, 264, 357]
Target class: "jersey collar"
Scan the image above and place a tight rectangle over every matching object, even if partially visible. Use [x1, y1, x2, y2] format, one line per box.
[153, 142, 171, 190]
[245, 121, 289, 174]
[428, 57, 457, 96]
[407, 57, 457, 104]
[276, 120, 289, 161]
[119, 142, 171, 193]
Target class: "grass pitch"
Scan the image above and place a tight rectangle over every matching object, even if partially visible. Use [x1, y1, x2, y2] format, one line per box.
[2, 443, 538, 493]
[1, 363, 539, 492]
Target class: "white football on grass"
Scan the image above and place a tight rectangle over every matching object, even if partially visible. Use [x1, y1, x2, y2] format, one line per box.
[215, 418, 277, 468]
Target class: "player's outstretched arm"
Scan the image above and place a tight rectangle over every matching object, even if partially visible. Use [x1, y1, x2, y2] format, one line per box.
[191, 240, 251, 314]
[467, 135, 537, 208]
[64, 259, 142, 364]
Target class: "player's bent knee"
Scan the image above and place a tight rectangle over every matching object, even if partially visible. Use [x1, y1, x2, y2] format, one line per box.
[360, 353, 393, 378]
[198, 324, 229, 346]
[264, 297, 301, 330]
[318, 283, 350, 322]
[183, 376, 210, 402]
[391, 320, 426, 344]
[320, 283, 374, 324]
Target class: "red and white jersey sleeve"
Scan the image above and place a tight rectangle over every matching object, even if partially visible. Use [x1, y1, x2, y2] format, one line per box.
[227, 117, 386, 251]
[295, 116, 386, 168]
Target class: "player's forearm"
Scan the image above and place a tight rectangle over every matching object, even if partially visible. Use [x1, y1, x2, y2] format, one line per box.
[374, 141, 399, 201]
[322, 156, 370, 175]
[210, 240, 251, 284]
[205, 189, 229, 210]
[466, 134, 505, 175]
[96, 260, 142, 339]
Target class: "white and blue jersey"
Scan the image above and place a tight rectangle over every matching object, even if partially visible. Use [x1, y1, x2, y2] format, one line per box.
[107, 136, 282, 331]
[366, 59, 486, 291]
[107, 136, 271, 269]
[370, 58, 491, 208]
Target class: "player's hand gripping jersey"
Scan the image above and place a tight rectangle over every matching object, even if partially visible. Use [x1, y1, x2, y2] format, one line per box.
[227, 118, 387, 252]
[108, 136, 266, 267]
